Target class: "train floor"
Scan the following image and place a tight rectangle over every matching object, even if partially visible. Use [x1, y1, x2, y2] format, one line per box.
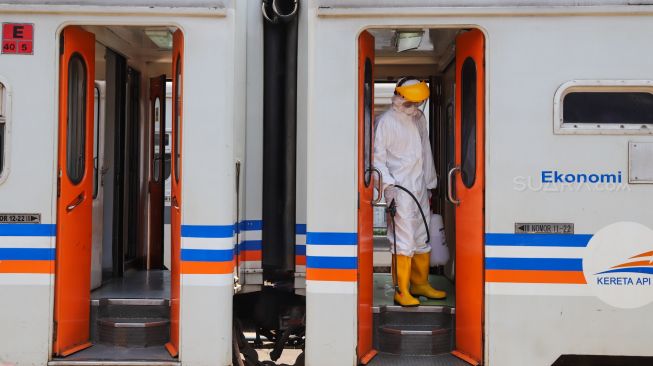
[92, 269, 170, 299]
[373, 273, 455, 307]
[50, 270, 175, 364]
[51, 344, 176, 364]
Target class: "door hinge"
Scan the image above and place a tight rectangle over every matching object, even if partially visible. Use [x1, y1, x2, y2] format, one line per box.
[57, 170, 61, 197]
[59, 33, 64, 56]
[53, 321, 57, 342]
[358, 191, 360, 209]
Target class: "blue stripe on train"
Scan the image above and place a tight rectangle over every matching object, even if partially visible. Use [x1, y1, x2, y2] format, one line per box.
[485, 233, 592, 247]
[307, 232, 357, 245]
[0, 248, 55, 260]
[0, 224, 56, 237]
[181, 225, 234, 238]
[180, 249, 233, 262]
[306, 256, 357, 269]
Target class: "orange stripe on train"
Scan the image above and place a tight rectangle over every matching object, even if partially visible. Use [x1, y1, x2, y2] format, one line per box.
[485, 269, 586, 284]
[306, 268, 357, 282]
[0, 260, 54, 274]
[181, 261, 233, 274]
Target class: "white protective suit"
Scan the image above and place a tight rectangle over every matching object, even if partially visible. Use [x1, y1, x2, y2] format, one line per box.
[374, 95, 438, 256]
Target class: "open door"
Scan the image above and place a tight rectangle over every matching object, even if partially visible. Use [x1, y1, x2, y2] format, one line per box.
[165, 30, 183, 358]
[357, 30, 376, 364]
[54, 26, 95, 357]
[452, 29, 485, 365]
[149, 75, 166, 269]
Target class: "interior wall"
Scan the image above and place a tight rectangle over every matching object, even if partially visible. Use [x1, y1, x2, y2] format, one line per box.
[102, 49, 119, 275]
[440, 60, 456, 279]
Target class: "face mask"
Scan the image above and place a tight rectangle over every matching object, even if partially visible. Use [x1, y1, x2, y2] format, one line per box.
[401, 101, 422, 116]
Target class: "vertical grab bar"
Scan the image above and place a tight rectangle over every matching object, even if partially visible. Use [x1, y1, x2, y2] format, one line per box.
[447, 166, 461, 205]
[367, 167, 386, 207]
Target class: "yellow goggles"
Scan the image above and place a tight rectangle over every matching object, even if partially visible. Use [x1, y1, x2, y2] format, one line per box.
[395, 81, 430, 103]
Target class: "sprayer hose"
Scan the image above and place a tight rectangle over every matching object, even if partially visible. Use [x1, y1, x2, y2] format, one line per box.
[390, 184, 430, 244]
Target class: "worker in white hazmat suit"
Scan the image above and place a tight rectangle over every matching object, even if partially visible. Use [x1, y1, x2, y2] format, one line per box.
[374, 77, 446, 306]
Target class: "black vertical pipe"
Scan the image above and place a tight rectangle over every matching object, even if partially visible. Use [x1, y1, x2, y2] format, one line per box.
[262, 0, 299, 284]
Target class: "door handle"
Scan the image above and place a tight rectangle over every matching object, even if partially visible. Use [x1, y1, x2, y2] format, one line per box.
[172, 195, 180, 210]
[447, 166, 461, 206]
[367, 167, 386, 207]
[66, 193, 85, 212]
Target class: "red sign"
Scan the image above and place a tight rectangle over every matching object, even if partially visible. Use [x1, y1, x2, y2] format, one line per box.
[2, 23, 34, 55]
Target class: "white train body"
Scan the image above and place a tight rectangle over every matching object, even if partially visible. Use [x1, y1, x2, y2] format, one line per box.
[0, 1, 652, 366]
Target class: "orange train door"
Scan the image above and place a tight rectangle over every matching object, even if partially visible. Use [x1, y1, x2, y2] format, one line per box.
[357, 30, 376, 364]
[452, 29, 485, 365]
[149, 75, 166, 269]
[54, 26, 95, 356]
[165, 30, 183, 358]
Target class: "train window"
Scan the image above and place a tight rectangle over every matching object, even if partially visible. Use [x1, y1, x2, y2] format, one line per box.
[363, 57, 373, 187]
[153, 97, 161, 182]
[460, 57, 477, 188]
[164, 153, 171, 181]
[93, 86, 100, 198]
[0, 82, 5, 179]
[66, 54, 87, 185]
[555, 81, 653, 133]
[173, 57, 181, 182]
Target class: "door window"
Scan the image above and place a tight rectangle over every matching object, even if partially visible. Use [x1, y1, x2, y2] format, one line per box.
[66, 54, 87, 185]
[0, 82, 5, 179]
[460, 57, 477, 189]
[153, 97, 161, 181]
[363, 57, 373, 187]
[173, 57, 181, 182]
[92, 86, 100, 198]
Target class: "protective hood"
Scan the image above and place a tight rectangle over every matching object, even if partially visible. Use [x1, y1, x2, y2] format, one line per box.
[392, 95, 422, 117]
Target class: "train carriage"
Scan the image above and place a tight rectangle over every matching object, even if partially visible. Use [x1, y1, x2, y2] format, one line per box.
[1, 1, 653, 366]
[0, 1, 243, 365]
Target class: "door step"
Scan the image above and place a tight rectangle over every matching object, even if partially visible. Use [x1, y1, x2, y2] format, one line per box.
[98, 318, 170, 347]
[49, 361, 179, 366]
[366, 352, 470, 366]
[373, 305, 454, 356]
[378, 325, 452, 355]
[93, 298, 170, 347]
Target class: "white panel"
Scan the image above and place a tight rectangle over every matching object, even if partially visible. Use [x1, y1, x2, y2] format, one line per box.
[180, 283, 233, 366]
[0, 285, 51, 366]
[306, 291, 357, 366]
[629, 141, 653, 183]
[485, 245, 586, 258]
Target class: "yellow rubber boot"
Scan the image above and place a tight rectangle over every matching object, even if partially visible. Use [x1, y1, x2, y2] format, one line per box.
[392, 255, 420, 307]
[410, 253, 447, 299]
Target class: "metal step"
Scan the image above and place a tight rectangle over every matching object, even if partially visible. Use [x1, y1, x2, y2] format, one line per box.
[373, 305, 455, 356]
[93, 298, 171, 347]
[49, 362, 179, 366]
[49, 344, 177, 365]
[378, 325, 452, 355]
[374, 305, 454, 327]
[96, 298, 170, 319]
[98, 318, 170, 347]
[367, 352, 470, 366]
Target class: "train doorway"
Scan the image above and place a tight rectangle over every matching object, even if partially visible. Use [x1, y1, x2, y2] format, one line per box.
[54, 24, 183, 361]
[357, 27, 485, 365]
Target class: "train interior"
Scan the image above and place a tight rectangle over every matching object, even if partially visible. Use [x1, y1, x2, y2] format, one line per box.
[55, 25, 178, 361]
[363, 27, 478, 365]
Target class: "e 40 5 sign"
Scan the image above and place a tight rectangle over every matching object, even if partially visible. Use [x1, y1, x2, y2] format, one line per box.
[2, 23, 34, 55]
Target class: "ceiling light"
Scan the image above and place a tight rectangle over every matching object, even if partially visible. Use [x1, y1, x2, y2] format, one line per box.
[145, 29, 173, 50]
[394, 30, 424, 53]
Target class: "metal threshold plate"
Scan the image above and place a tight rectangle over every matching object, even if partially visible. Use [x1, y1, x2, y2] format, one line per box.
[48, 362, 179, 366]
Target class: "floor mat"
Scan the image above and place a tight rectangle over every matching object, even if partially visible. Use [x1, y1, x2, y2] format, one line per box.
[373, 273, 455, 307]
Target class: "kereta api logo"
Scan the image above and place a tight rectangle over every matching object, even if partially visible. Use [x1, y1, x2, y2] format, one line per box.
[583, 222, 653, 309]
